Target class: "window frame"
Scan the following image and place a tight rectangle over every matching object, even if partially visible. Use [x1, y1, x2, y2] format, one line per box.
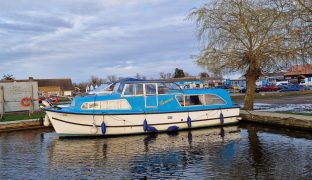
[80, 99, 132, 110]
[122, 83, 145, 97]
[183, 93, 227, 107]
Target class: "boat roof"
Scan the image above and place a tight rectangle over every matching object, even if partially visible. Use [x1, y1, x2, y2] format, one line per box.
[118, 78, 169, 84]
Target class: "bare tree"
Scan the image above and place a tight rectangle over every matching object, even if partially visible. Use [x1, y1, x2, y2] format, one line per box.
[199, 72, 210, 78]
[160, 72, 166, 79]
[90, 75, 106, 85]
[73, 82, 88, 92]
[160, 72, 173, 79]
[135, 73, 141, 79]
[2, 74, 15, 80]
[189, 0, 306, 110]
[284, 0, 312, 64]
[107, 75, 118, 83]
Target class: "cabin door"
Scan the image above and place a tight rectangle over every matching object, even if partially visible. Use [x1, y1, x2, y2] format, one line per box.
[144, 83, 158, 108]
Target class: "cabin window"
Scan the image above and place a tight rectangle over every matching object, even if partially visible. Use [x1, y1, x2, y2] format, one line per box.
[124, 84, 135, 96]
[145, 83, 157, 95]
[184, 94, 226, 106]
[184, 95, 205, 106]
[158, 83, 170, 94]
[176, 95, 184, 106]
[157, 83, 182, 94]
[204, 94, 226, 105]
[81, 99, 131, 110]
[123, 83, 144, 96]
[135, 84, 144, 95]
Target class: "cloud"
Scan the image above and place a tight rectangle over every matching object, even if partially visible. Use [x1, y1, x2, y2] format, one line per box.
[0, 0, 206, 82]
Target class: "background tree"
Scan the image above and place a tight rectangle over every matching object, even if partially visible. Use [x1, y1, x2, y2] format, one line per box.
[199, 72, 210, 78]
[189, 0, 305, 110]
[135, 73, 141, 79]
[173, 68, 185, 78]
[107, 75, 118, 83]
[284, 0, 312, 64]
[160, 72, 172, 79]
[73, 82, 88, 92]
[2, 74, 15, 80]
[89, 75, 106, 85]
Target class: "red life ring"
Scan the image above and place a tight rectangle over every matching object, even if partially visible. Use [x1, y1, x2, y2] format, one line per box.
[54, 97, 59, 104]
[48, 96, 59, 104]
[21, 97, 32, 107]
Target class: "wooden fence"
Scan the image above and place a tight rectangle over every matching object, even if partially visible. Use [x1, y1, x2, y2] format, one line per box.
[0, 80, 39, 118]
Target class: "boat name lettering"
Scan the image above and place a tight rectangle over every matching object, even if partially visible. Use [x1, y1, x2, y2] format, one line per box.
[160, 97, 174, 105]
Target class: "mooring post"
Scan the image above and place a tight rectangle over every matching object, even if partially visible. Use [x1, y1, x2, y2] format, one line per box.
[29, 79, 34, 116]
[0, 86, 4, 119]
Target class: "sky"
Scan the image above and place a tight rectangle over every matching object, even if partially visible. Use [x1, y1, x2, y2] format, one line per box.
[0, 0, 210, 82]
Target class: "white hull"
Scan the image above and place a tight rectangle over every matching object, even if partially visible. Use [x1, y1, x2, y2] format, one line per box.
[46, 108, 240, 136]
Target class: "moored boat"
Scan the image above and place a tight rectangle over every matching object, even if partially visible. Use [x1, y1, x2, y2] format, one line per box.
[44, 79, 240, 136]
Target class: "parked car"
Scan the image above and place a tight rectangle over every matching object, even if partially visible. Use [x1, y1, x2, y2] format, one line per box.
[239, 86, 260, 93]
[260, 85, 278, 92]
[277, 84, 288, 90]
[279, 85, 308, 92]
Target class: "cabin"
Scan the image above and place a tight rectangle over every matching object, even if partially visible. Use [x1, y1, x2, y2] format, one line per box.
[72, 79, 233, 114]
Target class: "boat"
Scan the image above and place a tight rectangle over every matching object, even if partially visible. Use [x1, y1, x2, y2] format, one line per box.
[43, 79, 241, 136]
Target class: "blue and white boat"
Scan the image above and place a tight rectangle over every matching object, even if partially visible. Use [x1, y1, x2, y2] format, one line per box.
[44, 79, 241, 136]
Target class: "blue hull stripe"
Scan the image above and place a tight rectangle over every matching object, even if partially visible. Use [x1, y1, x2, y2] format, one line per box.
[52, 116, 238, 128]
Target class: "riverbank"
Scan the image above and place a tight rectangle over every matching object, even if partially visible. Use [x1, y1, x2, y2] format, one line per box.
[240, 110, 312, 130]
[0, 118, 51, 132]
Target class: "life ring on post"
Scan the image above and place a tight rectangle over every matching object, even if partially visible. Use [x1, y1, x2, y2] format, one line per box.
[21, 97, 32, 107]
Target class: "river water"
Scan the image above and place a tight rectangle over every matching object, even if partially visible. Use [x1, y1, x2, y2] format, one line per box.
[0, 123, 311, 179]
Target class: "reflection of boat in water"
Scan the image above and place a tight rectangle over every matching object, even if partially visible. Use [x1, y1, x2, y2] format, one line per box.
[44, 126, 241, 178]
[44, 79, 240, 136]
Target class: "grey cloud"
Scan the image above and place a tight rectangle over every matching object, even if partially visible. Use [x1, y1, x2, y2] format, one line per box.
[0, 0, 206, 82]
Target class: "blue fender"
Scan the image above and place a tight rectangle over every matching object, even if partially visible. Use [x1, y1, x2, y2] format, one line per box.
[147, 126, 158, 132]
[187, 116, 192, 128]
[143, 119, 148, 132]
[220, 112, 224, 124]
[167, 126, 179, 131]
[101, 121, 106, 135]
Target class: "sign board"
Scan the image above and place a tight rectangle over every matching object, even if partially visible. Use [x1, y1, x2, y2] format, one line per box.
[0, 81, 39, 113]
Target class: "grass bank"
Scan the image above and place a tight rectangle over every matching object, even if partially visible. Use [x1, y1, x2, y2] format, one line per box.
[0, 112, 45, 122]
[231, 90, 312, 101]
[277, 112, 312, 117]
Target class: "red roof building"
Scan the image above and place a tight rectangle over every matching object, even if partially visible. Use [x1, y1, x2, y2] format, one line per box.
[284, 64, 312, 77]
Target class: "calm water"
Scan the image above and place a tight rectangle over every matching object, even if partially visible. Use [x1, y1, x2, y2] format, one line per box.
[0, 123, 311, 179]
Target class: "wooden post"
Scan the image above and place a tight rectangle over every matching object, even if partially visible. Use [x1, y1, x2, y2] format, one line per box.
[0, 86, 4, 119]
[29, 81, 34, 116]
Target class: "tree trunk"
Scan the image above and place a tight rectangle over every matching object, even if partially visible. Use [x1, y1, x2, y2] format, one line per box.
[244, 69, 257, 110]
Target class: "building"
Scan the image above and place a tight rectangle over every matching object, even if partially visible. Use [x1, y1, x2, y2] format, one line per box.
[284, 64, 312, 84]
[36, 78, 74, 96]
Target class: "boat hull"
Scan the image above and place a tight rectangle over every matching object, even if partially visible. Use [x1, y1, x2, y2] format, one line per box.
[46, 108, 240, 136]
